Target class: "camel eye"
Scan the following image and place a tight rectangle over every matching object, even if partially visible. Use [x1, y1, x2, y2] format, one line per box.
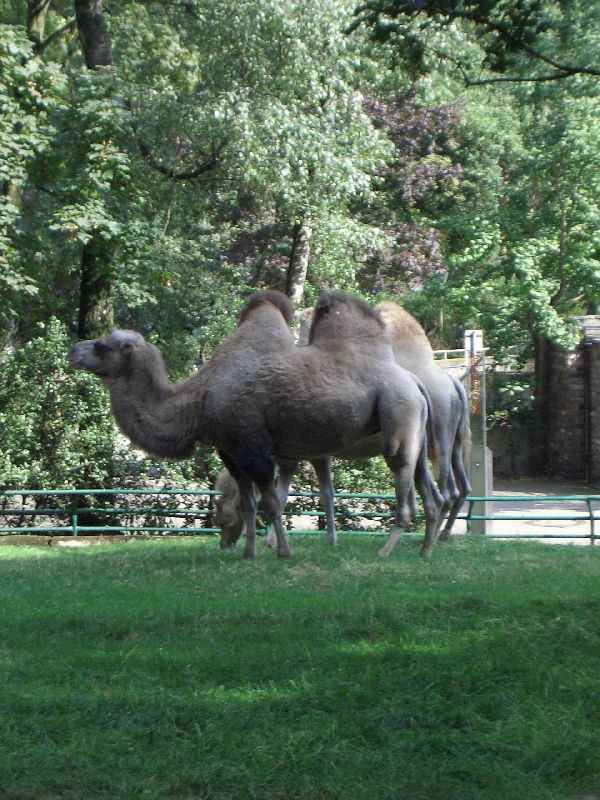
[94, 341, 109, 355]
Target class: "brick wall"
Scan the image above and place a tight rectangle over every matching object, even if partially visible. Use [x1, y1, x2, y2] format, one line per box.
[544, 337, 600, 481]
[545, 344, 587, 478]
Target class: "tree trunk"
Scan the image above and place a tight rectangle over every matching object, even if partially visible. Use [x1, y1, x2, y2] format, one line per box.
[27, 0, 51, 48]
[74, 0, 112, 68]
[285, 222, 312, 305]
[74, 0, 115, 338]
[78, 234, 115, 339]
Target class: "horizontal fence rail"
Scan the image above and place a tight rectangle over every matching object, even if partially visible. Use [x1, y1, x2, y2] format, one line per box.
[466, 495, 600, 544]
[0, 489, 599, 544]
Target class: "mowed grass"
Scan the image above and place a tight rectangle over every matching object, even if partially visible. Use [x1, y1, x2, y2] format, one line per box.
[1, 534, 600, 800]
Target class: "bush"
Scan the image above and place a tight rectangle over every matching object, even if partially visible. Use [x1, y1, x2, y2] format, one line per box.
[0, 319, 115, 489]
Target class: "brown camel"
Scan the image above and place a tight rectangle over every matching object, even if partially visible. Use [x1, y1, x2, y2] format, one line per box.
[68, 289, 443, 558]
[217, 299, 470, 552]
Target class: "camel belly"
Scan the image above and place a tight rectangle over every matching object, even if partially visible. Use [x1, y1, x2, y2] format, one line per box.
[268, 396, 380, 460]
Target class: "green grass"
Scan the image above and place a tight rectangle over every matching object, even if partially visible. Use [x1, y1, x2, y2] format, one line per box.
[1, 534, 600, 800]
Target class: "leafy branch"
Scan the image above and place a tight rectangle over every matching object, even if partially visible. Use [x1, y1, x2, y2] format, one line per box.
[350, 0, 600, 85]
[136, 137, 228, 180]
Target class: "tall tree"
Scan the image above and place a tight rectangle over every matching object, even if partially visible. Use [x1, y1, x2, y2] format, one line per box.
[351, 0, 600, 85]
[0, 22, 67, 338]
[73, 0, 115, 339]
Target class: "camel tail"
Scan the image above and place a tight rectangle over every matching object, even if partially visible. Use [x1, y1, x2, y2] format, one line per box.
[414, 378, 439, 473]
[452, 375, 471, 449]
[451, 374, 472, 491]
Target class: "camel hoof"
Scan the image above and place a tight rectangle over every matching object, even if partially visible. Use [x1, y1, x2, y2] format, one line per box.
[243, 547, 256, 559]
[277, 550, 291, 559]
[220, 541, 235, 550]
[378, 531, 400, 558]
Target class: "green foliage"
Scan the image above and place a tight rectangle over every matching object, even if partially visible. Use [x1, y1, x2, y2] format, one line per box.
[352, 0, 600, 84]
[0, 319, 115, 489]
[0, 25, 67, 327]
[1, 0, 599, 490]
[333, 456, 394, 494]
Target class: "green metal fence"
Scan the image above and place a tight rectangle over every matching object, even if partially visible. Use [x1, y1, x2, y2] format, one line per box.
[0, 488, 397, 538]
[0, 488, 599, 544]
[466, 495, 600, 544]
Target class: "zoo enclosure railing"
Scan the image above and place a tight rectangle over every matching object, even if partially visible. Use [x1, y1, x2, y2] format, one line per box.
[1, 489, 599, 545]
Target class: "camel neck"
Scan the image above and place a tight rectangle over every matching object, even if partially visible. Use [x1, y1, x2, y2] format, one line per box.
[106, 370, 202, 459]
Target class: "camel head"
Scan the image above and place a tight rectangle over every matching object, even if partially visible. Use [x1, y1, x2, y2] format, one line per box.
[213, 468, 245, 548]
[67, 330, 149, 380]
[68, 329, 198, 459]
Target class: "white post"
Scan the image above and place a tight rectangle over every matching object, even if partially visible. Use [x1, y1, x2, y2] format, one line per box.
[464, 330, 493, 534]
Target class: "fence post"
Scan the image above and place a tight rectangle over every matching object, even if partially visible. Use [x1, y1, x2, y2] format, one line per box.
[465, 330, 493, 534]
[587, 498, 596, 545]
[71, 493, 79, 537]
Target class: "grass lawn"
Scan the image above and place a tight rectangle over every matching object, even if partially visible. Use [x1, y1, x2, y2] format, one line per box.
[1, 533, 599, 800]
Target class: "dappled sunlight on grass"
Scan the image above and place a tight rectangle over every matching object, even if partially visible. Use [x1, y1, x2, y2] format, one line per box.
[1, 535, 600, 799]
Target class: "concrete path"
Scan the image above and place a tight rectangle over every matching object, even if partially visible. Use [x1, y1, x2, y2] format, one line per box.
[454, 477, 600, 545]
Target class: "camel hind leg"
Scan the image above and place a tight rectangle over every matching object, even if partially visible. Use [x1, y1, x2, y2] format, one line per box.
[439, 436, 471, 540]
[439, 376, 472, 541]
[377, 457, 416, 557]
[378, 445, 443, 558]
[376, 384, 444, 558]
[312, 458, 337, 545]
[414, 442, 445, 557]
[376, 387, 424, 558]
[433, 433, 460, 534]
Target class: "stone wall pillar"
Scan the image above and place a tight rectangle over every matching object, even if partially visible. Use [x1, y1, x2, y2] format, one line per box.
[544, 335, 600, 482]
[545, 343, 587, 479]
[589, 342, 600, 481]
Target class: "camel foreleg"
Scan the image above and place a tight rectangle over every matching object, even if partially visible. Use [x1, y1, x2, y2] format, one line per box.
[264, 459, 297, 548]
[266, 458, 337, 546]
[259, 483, 291, 558]
[236, 479, 258, 559]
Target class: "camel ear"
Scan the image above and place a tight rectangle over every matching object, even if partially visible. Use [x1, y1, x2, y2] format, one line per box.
[120, 341, 137, 356]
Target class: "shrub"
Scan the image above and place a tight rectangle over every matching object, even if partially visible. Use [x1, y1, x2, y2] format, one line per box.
[0, 319, 115, 489]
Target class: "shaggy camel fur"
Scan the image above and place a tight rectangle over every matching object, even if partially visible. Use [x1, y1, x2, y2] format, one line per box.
[218, 300, 470, 551]
[216, 292, 444, 556]
[69, 289, 443, 558]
